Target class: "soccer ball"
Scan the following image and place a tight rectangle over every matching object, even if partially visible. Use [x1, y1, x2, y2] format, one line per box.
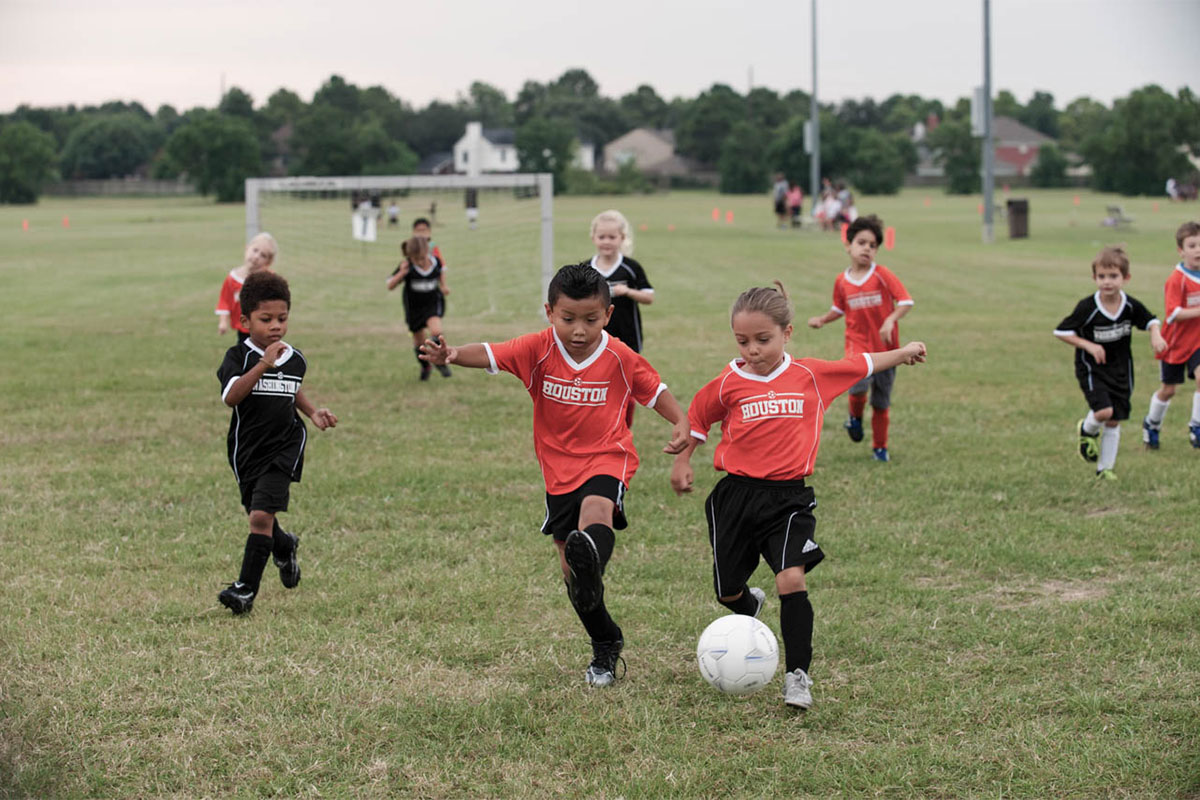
[696, 614, 779, 695]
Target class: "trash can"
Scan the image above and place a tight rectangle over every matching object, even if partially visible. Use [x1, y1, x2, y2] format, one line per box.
[1007, 198, 1029, 239]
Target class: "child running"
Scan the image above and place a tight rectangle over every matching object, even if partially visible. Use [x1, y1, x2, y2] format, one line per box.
[387, 235, 451, 380]
[216, 272, 338, 615]
[1142, 221, 1200, 449]
[1054, 246, 1165, 479]
[807, 214, 914, 461]
[672, 282, 926, 709]
[215, 232, 277, 340]
[587, 209, 654, 354]
[420, 264, 690, 687]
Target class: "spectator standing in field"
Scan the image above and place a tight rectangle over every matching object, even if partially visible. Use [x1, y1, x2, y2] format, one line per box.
[465, 188, 479, 230]
[787, 182, 804, 228]
[772, 173, 789, 229]
[1054, 246, 1165, 479]
[216, 233, 277, 341]
[1142, 221, 1200, 448]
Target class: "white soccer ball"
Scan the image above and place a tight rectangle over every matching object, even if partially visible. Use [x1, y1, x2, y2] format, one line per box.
[696, 614, 779, 695]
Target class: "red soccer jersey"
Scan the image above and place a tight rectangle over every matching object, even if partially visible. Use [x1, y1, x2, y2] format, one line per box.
[484, 328, 667, 494]
[688, 353, 873, 481]
[831, 263, 913, 356]
[216, 270, 248, 334]
[1159, 264, 1200, 363]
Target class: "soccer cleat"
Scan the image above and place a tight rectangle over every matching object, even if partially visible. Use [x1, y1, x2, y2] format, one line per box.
[419, 363, 432, 381]
[1077, 419, 1100, 462]
[436, 363, 452, 378]
[564, 530, 605, 614]
[1096, 468, 1117, 481]
[218, 582, 256, 615]
[872, 447, 889, 462]
[749, 587, 766, 619]
[844, 416, 864, 443]
[1190, 424, 1200, 449]
[585, 635, 625, 687]
[783, 667, 814, 709]
[1141, 417, 1160, 450]
[273, 530, 301, 589]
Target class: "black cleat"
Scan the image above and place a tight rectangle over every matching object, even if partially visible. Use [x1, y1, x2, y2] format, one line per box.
[586, 633, 625, 687]
[218, 582, 256, 615]
[564, 529, 605, 613]
[436, 363, 452, 378]
[273, 530, 301, 589]
[419, 363, 432, 381]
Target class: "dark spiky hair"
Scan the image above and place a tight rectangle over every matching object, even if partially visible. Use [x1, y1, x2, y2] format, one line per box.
[547, 263, 611, 308]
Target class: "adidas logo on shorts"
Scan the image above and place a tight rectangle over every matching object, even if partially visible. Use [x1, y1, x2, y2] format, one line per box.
[801, 539, 819, 554]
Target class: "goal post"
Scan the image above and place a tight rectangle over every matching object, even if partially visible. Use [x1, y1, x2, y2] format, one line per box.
[245, 173, 555, 317]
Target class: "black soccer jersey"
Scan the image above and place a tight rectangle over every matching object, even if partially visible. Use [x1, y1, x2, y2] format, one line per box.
[589, 255, 653, 352]
[1054, 291, 1158, 391]
[217, 339, 308, 485]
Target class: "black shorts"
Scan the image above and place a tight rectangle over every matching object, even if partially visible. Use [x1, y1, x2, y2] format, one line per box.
[704, 474, 823, 598]
[1076, 364, 1131, 421]
[239, 469, 292, 514]
[774, 199, 786, 215]
[404, 293, 445, 332]
[1160, 348, 1200, 385]
[541, 475, 628, 542]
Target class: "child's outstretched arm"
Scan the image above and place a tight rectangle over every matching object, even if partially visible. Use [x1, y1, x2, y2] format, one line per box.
[419, 337, 492, 369]
[807, 307, 843, 329]
[295, 389, 338, 430]
[612, 284, 653, 305]
[1053, 332, 1106, 364]
[868, 341, 928, 371]
[878, 303, 912, 347]
[648, 389, 691, 454]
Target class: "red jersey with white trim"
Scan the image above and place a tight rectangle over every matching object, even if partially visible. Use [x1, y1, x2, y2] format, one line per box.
[484, 328, 667, 494]
[688, 353, 873, 480]
[216, 270, 248, 334]
[1158, 264, 1200, 363]
[831, 263, 913, 356]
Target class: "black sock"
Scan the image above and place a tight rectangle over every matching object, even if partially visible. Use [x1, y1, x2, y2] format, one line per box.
[566, 582, 621, 642]
[718, 586, 758, 616]
[271, 518, 290, 558]
[237, 534, 273, 593]
[779, 590, 814, 673]
[414, 348, 428, 369]
[581, 523, 614, 570]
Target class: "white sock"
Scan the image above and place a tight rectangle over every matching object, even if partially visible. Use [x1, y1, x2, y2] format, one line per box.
[1191, 392, 1200, 427]
[1082, 411, 1102, 436]
[1097, 425, 1121, 471]
[1147, 393, 1170, 425]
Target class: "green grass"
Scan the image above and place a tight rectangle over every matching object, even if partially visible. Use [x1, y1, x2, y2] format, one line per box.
[1, 189, 1197, 799]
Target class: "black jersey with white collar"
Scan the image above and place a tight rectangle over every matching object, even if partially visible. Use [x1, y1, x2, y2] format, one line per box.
[1054, 291, 1158, 382]
[217, 339, 308, 484]
[589, 255, 653, 352]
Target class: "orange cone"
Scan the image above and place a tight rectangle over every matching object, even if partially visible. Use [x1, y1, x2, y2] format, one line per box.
[62, 216, 70, 228]
[22, 219, 29, 231]
[725, 210, 734, 224]
[884, 227, 896, 250]
[712, 207, 720, 221]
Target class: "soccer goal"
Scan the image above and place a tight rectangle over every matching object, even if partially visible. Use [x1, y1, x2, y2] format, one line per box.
[244, 173, 554, 320]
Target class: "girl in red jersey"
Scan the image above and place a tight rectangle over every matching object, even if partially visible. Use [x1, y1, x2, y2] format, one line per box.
[216, 233, 277, 340]
[672, 282, 926, 709]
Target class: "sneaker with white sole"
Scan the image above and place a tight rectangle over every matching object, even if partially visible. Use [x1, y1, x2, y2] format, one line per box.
[1190, 424, 1200, 449]
[1142, 417, 1160, 449]
[782, 667, 814, 709]
[218, 581, 256, 615]
[585, 634, 625, 687]
[749, 587, 766, 619]
[1077, 419, 1100, 462]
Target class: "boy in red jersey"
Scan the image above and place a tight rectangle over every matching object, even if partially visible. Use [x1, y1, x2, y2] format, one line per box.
[421, 264, 690, 687]
[807, 214, 914, 461]
[673, 282, 926, 709]
[1142, 221, 1200, 449]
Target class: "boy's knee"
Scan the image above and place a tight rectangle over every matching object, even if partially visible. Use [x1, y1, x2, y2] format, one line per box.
[775, 567, 807, 595]
[1094, 407, 1114, 422]
[1159, 384, 1177, 400]
[717, 590, 744, 603]
[248, 509, 274, 534]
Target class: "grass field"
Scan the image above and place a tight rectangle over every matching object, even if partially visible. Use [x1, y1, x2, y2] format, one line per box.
[1, 188, 1197, 799]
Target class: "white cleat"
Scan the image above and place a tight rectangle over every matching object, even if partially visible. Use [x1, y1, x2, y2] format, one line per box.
[783, 668, 814, 709]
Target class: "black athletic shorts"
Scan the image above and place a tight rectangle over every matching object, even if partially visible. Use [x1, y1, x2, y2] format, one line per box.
[404, 293, 445, 333]
[541, 474, 628, 541]
[1076, 370, 1131, 421]
[239, 469, 292, 514]
[704, 474, 823, 598]
[1160, 348, 1200, 385]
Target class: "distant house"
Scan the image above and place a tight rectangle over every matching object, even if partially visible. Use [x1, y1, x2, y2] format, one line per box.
[417, 152, 455, 175]
[574, 141, 597, 172]
[992, 116, 1054, 177]
[454, 122, 518, 175]
[603, 128, 695, 176]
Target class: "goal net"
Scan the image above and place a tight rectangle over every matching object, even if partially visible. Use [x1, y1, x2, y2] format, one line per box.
[244, 174, 554, 325]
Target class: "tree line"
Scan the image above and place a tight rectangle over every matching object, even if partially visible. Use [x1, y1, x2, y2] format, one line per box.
[0, 69, 1196, 203]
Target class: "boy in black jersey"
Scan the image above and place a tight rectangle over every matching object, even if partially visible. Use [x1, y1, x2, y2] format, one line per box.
[1053, 246, 1165, 479]
[216, 272, 338, 614]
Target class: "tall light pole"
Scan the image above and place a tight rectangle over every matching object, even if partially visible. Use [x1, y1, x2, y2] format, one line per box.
[809, 0, 820, 203]
[981, 0, 995, 243]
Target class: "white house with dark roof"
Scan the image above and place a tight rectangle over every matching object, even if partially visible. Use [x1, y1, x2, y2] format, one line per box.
[454, 122, 518, 176]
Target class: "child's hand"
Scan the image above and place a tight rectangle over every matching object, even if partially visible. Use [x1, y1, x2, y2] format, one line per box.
[1151, 330, 1167, 355]
[420, 336, 454, 365]
[670, 459, 694, 495]
[262, 341, 288, 367]
[217, 318, 230, 335]
[663, 420, 691, 454]
[807, 316, 823, 329]
[311, 408, 338, 430]
[901, 341, 927, 365]
[441, 286, 451, 296]
[879, 319, 896, 346]
[1087, 342, 1107, 364]
[611, 283, 628, 297]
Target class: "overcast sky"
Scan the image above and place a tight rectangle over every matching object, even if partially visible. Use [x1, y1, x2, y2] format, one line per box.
[2, 0, 1196, 114]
